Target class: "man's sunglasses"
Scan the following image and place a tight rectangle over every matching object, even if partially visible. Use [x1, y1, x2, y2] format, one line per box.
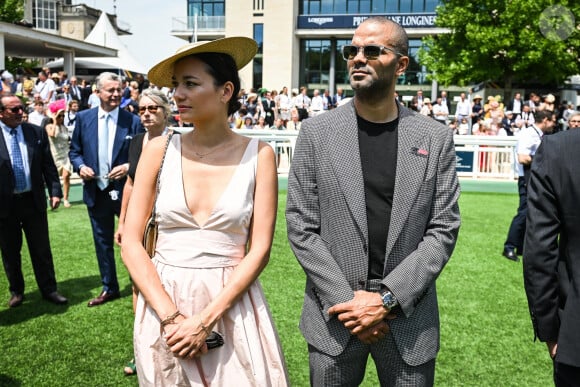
[341, 44, 403, 61]
[3, 106, 24, 113]
[138, 105, 160, 115]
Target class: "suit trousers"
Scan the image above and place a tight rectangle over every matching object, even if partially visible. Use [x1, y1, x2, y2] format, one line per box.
[505, 176, 527, 253]
[308, 336, 435, 387]
[87, 186, 121, 293]
[0, 193, 57, 296]
[554, 361, 580, 387]
[308, 279, 435, 386]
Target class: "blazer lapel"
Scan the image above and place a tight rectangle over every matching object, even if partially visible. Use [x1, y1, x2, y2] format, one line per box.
[327, 101, 368, 241]
[22, 124, 36, 166]
[0, 130, 9, 166]
[386, 109, 430, 257]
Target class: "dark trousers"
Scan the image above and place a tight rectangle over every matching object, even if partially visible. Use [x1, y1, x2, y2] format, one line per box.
[308, 279, 435, 386]
[308, 338, 435, 387]
[554, 361, 580, 387]
[297, 108, 309, 121]
[0, 193, 57, 296]
[87, 187, 121, 293]
[505, 176, 527, 253]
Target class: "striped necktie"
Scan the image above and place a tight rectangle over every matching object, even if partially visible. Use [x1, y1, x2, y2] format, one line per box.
[9, 128, 27, 192]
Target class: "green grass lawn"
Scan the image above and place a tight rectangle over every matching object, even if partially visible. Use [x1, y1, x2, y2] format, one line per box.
[0, 190, 552, 386]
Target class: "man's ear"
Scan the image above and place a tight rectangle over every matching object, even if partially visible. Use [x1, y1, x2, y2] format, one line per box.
[396, 56, 410, 77]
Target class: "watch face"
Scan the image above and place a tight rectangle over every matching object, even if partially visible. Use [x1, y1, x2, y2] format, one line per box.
[381, 291, 396, 309]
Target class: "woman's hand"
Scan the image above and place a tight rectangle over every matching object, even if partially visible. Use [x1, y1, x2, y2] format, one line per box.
[164, 315, 210, 359]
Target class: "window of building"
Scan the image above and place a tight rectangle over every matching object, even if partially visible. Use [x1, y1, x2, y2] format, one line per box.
[300, 39, 350, 92]
[34, 0, 57, 31]
[301, 40, 330, 87]
[253, 23, 264, 90]
[401, 39, 430, 85]
[300, 0, 440, 14]
[300, 38, 429, 90]
[188, 0, 225, 16]
[188, 0, 224, 30]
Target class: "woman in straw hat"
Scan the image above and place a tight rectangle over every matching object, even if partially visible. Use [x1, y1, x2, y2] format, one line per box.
[45, 99, 73, 207]
[121, 37, 289, 386]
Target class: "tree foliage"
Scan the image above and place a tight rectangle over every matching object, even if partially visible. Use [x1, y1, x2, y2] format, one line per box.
[419, 0, 580, 89]
[1, 0, 36, 76]
[0, 0, 24, 23]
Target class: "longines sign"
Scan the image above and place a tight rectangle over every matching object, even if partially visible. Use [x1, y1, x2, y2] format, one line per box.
[298, 14, 437, 29]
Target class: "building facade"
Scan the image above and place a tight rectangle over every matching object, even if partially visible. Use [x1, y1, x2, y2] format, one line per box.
[24, 0, 129, 41]
[170, 0, 447, 98]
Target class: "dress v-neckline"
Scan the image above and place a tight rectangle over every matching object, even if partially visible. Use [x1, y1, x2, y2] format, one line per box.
[181, 137, 253, 228]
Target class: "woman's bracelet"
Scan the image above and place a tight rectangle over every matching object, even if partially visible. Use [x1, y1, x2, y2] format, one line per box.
[197, 314, 211, 335]
[160, 310, 183, 327]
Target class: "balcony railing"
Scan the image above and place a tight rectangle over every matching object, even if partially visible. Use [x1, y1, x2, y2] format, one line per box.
[172, 16, 225, 32]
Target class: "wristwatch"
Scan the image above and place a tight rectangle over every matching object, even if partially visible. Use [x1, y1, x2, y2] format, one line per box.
[380, 289, 398, 310]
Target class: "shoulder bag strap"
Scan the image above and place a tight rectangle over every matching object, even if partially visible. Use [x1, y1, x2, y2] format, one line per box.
[151, 132, 174, 221]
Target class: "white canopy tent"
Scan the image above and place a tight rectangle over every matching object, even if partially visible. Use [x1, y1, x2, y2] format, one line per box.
[46, 12, 147, 76]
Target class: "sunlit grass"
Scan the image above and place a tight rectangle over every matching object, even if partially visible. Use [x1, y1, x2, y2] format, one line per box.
[0, 190, 552, 386]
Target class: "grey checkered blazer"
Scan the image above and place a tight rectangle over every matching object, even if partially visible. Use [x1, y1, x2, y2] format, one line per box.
[286, 100, 460, 367]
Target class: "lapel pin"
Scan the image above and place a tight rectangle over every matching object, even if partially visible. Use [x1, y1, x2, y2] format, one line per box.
[411, 147, 429, 157]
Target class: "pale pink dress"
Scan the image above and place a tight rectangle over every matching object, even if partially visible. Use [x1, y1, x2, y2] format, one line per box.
[134, 136, 289, 386]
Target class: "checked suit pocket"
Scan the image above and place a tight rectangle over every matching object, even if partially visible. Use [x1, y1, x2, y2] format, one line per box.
[311, 287, 324, 310]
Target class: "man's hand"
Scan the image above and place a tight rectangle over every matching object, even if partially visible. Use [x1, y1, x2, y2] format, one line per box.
[49, 197, 60, 210]
[328, 290, 391, 334]
[78, 165, 95, 181]
[547, 341, 557, 359]
[108, 164, 129, 181]
[356, 319, 390, 344]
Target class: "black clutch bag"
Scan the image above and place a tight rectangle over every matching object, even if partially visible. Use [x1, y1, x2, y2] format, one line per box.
[206, 331, 224, 349]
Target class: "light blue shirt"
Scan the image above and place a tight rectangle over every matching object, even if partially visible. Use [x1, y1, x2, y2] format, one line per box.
[1, 122, 32, 193]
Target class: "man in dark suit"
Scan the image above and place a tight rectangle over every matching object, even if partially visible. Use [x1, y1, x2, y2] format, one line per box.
[286, 17, 460, 385]
[0, 94, 68, 307]
[523, 128, 580, 385]
[69, 72, 142, 307]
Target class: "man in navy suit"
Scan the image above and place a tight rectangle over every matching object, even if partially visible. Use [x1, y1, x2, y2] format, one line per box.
[524, 128, 580, 386]
[69, 72, 143, 307]
[0, 94, 68, 307]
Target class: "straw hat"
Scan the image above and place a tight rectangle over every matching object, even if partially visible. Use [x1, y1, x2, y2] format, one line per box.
[148, 37, 258, 87]
[544, 94, 555, 103]
[423, 97, 431, 104]
[473, 95, 483, 100]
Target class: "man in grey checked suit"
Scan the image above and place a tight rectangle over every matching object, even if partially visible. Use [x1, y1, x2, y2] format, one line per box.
[286, 17, 460, 386]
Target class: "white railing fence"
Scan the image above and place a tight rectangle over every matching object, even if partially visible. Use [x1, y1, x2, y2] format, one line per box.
[174, 128, 518, 179]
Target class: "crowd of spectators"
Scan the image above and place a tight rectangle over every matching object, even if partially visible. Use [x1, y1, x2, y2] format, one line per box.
[2, 66, 578, 138]
[407, 89, 579, 135]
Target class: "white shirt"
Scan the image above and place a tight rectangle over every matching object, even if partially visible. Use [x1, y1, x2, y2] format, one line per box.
[512, 99, 522, 114]
[516, 125, 543, 176]
[28, 111, 47, 127]
[98, 107, 119, 165]
[278, 94, 290, 110]
[432, 103, 449, 121]
[35, 78, 56, 102]
[310, 95, 324, 111]
[455, 99, 471, 117]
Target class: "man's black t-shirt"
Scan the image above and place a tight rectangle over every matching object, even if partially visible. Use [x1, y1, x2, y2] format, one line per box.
[357, 115, 398, 280]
